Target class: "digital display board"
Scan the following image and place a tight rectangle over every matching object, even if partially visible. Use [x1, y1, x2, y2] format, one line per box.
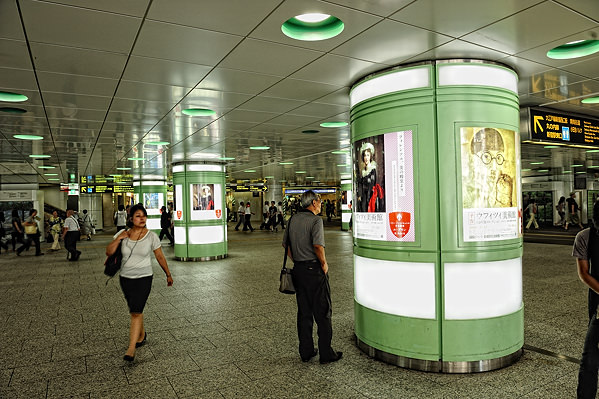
[79, 184, 134, 194]
[80, 175, 133, 184]
[227, 183, 268, 192]
[529, 108, 599, 146]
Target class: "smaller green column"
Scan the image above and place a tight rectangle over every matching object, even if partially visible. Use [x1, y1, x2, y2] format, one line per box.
[133, 177, 167, 235]
[340, 179, 352, 231]
[172, 162, 227, 261]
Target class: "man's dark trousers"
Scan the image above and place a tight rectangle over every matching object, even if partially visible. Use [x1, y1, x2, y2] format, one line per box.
[64, 231, 79, 259]
[292, 260, 336, 361]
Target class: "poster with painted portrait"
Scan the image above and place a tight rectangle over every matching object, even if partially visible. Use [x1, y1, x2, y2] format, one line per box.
[461, 127, 521, 242]
[143, 193, 163, 216]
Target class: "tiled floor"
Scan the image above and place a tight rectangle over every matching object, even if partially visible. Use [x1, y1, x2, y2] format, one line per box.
[0, 224, 589, 398]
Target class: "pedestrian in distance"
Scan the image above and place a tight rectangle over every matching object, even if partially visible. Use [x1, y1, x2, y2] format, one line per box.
[159, 206, 174, 245]
[0, 212, 8, 253]
[62, 209, 81, 261]
[11, 209, 24, 252]
[243, 202, 255, 232]
[115, 204, 128, 232]
[555, 196, 566, 227]
[235, 201, 244, 231]
[105, 204, 173, 362]
[283, 190, 342, 364]
[17, 209, 43, 256]
[48, 210, 63, 251]
[566, 192, 584, 231]
[524, 199, 539, 230]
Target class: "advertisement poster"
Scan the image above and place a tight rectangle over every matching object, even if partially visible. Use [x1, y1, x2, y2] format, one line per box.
[190, 183, 222, 220]
[143, 193, 162, 210]
[461, 127, 521, 242]
[353, 131, 415, 241]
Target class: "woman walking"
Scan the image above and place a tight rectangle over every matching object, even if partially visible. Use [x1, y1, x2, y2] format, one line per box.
[11, 209, 23, 252]
[105, 204, 173, 362]
[48, 211, 63, 251]
[17, 209, 43, 256]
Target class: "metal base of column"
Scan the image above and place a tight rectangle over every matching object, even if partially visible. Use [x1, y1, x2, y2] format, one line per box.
[175, 254, 227, 262]
[356, 337, 522, 373]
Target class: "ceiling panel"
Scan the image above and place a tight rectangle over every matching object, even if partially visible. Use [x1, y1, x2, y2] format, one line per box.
[290, 54, 383, 86]
[36, 71, 119, 97]
[132, 20, 242, 65]
[332, 19, 452, 65]
[45, 0, 151, 17]
[0, 0, 25, 40]
[0, 67, 38, 91]
[122, 56, 212, 87]
[196, 68, 282, 95]
[405, 38, 510, 64]
[461, 2, 598, 55]
[115, 80, 192, 103]
[0, 39, 33, 70]
[261, 78, 342, 102]
[238, 96, 308, 114]
[20, 0, 141, 53]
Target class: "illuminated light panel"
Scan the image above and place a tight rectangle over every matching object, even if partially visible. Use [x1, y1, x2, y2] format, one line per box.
[219, 157, 235, 160]
[537, 169, 549, 172]
[281, 14, 344, 41]
[187, 164, 224, 172]
[182, 108, 215, 116]
[264, 176, 274, 178]
[244, 169, 256, 173]
[586, 149, 599, 153]
[295, 171, 306, 174]
[563, 170, 572, 173]
[250, 146, 270, 150]
[146, 141, 170, 146]
[544, 145, 559, 148]
[582, 97, 599, 104]
[48, 178, 59, 181]
[354, 255, 436, 319]
[37, 166, 55, 169]
[14, 134, 43, 140]
[530, 162, 544, 165]
[547, 40, 599, 59]
[337, 164, 348, 167]
[29, 154, 50, 158]
[576, 171, 586, 174]
[351, 66, 430, 107]
[331, 150, 349, 154]
[189, 225, 224, 244]
[0, 107, 27, 113]
[279, 162, 293, 165]
[174, 227, 186, 244]
[128, 157, 145, 161]
[116, 167, 131, 170]
[444, 258, 522, 319]
[306, 176, 315, 179]
[571, 164, 583, 167]
[44, 173, 58, 176]
[521, 168, 531, 172]
[0, 91, 28, 102]
[320, 122, 348, 128]
[438, 64, 518, 94]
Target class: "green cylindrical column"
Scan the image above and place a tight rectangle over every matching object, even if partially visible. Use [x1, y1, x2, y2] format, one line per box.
[172, 162, 227, 261]
[351, 60, 522, 373]
[133, 176, 167, 235]
[340, 179, 352, 231]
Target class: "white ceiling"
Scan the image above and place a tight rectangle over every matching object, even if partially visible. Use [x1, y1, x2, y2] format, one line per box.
[1, 0, 599, 186]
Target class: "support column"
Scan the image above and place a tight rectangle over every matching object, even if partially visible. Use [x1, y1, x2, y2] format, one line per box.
[340, 179, 352, 231]
[172, 162, 227, 261]
[351, 60, 522, 373]
[133, 177, 167, 234]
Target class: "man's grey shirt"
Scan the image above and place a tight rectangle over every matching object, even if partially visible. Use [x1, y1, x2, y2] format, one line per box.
[573, 227, 592, 259]
[283, 210, 325, 262]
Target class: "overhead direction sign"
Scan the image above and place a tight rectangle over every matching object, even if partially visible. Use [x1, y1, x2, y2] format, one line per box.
[529, 108, 599, 146]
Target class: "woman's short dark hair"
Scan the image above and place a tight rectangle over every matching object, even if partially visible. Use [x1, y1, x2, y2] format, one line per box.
[12, 209, 18, 217]
[129, 204, 147, 217]
[118, 204, 124, 211]
[29, 208, 37, 215]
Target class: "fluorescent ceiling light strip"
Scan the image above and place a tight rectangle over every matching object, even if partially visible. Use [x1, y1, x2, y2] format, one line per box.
[350, 67, 430, 108]
[444, 257, 522, 319]
[438, 64, 518, 94]
[354, 255, 436, 319]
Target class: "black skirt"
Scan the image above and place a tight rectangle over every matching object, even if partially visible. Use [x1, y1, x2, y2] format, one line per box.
[119, 275, 153, 313]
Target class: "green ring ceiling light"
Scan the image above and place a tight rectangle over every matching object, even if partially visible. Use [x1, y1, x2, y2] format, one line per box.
[38, 166, 55, 169]
[0, 91, 28, 102]
[282, 13, 344, 41]
[128, 157, 145, 161]
[14, 134, 43, 140]
[250, 146, 270, 150]
[219, 157, 235, 160]
[0, 107, 27, 113]
[320, 122, 348, 128]
[48, 178, 59, 181]
[44, 173, 58, 176]
[29, 154, 50, 158]
[279, 162, 293, 165]
[547, 40, 599, 59]
[182, 108, 215, 116]
[244, 169, 256, 173]
[582, 97, 599, 104]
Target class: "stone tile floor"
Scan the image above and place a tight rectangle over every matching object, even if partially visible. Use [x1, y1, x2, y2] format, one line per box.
[0, 225, 588, 398]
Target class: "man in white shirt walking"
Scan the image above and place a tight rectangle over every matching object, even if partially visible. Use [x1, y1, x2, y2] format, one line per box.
[62, 209, 81, 261]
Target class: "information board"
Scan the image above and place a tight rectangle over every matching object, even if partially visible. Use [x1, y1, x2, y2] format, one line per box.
[529, 108, 599, 146]
[79, 184, 134, 194]
[80, 175, 133, 184]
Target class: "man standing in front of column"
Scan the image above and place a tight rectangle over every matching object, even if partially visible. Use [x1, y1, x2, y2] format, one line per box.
[573, 200, 599, 398]
[283, 190, 342, 364]
[62, 209, 81, 261]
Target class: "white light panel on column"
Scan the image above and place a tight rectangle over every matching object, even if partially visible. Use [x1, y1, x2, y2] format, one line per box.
[174, 227, 186, 244]
[350, 66, 430, 107]
[438, 64, 518, 94]
[189, 225, 224, 244]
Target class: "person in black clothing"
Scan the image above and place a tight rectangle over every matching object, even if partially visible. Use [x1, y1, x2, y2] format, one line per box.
[267, 201, 278, 231]
[566, 192, 584, 231]
[0, 212, 8, 253]
[11, 209, 24, 252]
[283, 190, 342, 364]
[159, 206, 174, 245]
[17, 209, 43, 256]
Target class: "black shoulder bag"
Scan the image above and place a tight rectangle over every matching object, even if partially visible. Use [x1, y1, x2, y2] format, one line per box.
[104, 242, 123, 277]
[279, 216, 295, 294]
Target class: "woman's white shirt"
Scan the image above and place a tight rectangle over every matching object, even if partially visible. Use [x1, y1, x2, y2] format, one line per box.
[114, 229, 161, 279]
[115, 210, 127, 226]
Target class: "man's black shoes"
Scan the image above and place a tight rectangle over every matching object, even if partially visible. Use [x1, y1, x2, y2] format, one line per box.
[301, 349, 318, 362]
[320, 351, 343, 364]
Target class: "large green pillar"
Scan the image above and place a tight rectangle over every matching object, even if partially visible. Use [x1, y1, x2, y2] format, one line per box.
[172, 162, 227, 261]
[340, 179, 352, 231]
[351, 60, 522, 373]
[133, 176, 167, 234]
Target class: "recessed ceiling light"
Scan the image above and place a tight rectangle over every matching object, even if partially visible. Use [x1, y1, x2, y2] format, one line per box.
[279, 162, 293, 165]
[537, 169, 549, 172]
[182, 108, 215, 116]
[521, 168, 531, 172]
[282, 14, 344, 41]
[331, 150, 349, 154]
[250, 146, 270, 150]
[128, 157, 145, 161]
[571, 164, 584, 167]
[0, 91, 28, 102]
[320, 122, 348, 128]
[296, 171, 306, 174]
[576, 171, 586, 174]
[306, 176, 315, 179]
[244, 169, 256, 173]
[219, 157, 235, 160]
[563, 170, 572, 173]
[582, 97, 599, 104]
[14, 134, 43, 140]
[29, 154, 50, 158]
[301, 129, 319, 134]
[547, 40, 599, 59]
[38, 166, 55, 169]
[47, 178, 59, 181]
[530, 162, 544, 165]
[146, 141, 170, 146]
[117, 167, 132, 170]
[544, 145, 559, 149]
[587, 149, 599, 153]
[264, 176, 274, 178]
[337, 164, 348, 167]
[0, 107, 26, 113]
[44, 173, 58, 176]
